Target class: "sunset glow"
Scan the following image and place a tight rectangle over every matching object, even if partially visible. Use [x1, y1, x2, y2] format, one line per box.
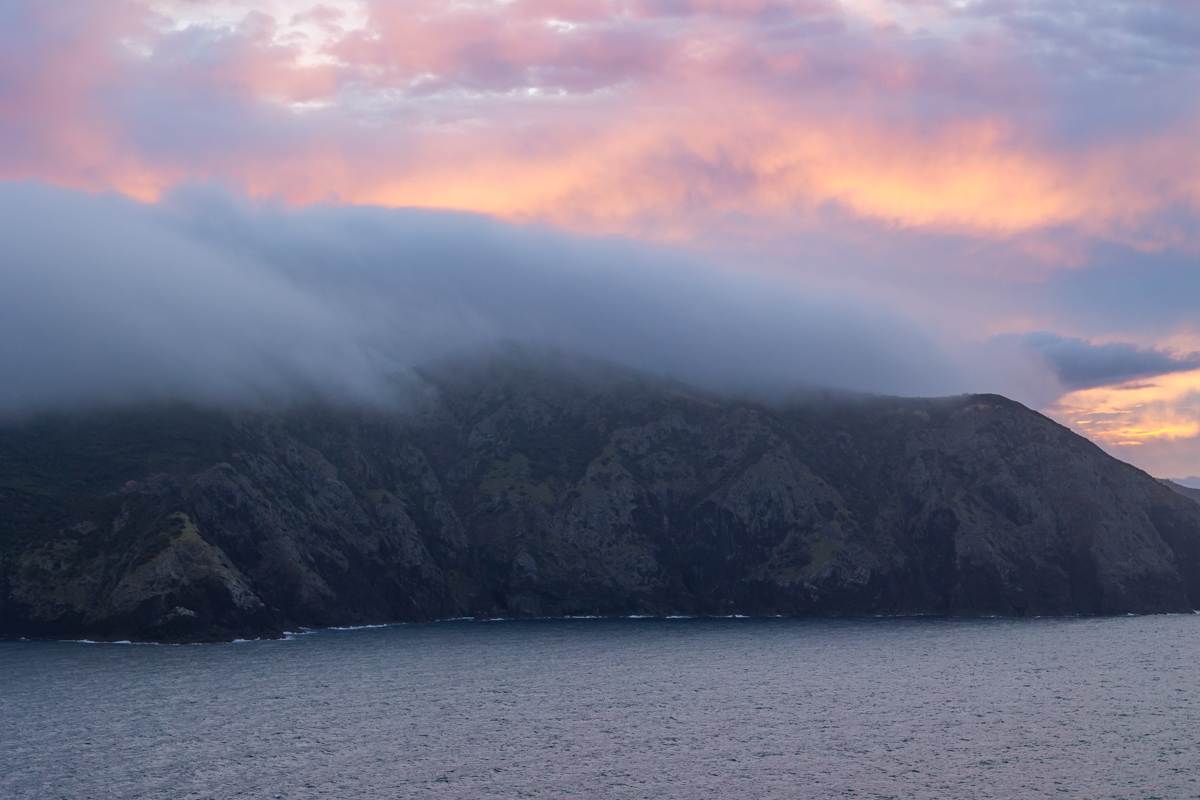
[1054, 367, 1200, 475]
[3, 0, 1198, 476]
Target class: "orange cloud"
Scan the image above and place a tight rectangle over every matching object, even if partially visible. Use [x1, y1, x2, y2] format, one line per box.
[281, 96, 1200, 250]
[1052, 369, 1200, 450]
[4, 0, 1200, 477]
[4, 0, 1200, 254]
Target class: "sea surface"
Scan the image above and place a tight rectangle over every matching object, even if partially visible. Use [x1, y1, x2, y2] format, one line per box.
[1, 616, 1198, 799]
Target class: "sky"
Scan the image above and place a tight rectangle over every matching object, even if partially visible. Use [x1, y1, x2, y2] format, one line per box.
[1, 0, 1198, 479]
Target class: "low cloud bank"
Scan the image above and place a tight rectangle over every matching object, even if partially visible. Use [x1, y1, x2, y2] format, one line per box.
[1, 181, 1057, 414]
[1011, 332, 1200, 390]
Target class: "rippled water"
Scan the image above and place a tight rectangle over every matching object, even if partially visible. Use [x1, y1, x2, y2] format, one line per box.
[2, 616, 1199, 799]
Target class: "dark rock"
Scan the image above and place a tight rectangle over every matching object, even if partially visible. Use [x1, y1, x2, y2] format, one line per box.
[2, 350, 1199, 641]
[1164, 480, 1200, 506]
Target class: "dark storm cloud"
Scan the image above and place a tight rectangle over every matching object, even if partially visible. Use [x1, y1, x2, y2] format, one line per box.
[1011, 332, 1200, 390]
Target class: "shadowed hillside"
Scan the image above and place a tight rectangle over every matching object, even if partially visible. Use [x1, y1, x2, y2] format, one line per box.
[3, 349, 1200, 642]
[1164, 480, 1200, 505]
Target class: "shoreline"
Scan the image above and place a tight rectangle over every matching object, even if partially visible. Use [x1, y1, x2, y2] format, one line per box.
[3, 608, 1199, 646]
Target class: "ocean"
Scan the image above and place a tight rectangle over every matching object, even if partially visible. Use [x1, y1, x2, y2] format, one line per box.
[2, 615, 1197, 799]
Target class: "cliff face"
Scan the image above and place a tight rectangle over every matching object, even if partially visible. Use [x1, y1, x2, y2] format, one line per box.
[1165, 481, 1200, 506]
[3, 352, 1200, 641]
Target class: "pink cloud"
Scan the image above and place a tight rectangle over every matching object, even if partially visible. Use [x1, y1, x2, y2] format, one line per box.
[331, 1, 672, 95]
[2, 0, 1199, 476]
[1, 0, 1198, 250]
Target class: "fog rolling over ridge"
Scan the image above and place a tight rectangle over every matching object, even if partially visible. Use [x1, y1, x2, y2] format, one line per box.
[0, 182, 1055, 415]
[6, 189, 1200, 643]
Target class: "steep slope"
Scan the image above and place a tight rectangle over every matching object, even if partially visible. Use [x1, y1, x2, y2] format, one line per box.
[2, 351, 1199, 641]
[1164, 480, 1200, 506]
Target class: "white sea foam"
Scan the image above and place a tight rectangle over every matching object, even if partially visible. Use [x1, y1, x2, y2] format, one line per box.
[281, 629, 315, 640]
[328, 623, 392, 631]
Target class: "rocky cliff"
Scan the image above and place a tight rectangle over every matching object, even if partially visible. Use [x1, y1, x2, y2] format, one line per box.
[1164, 480, 1200, 506]
[3, 350, 1200, 641]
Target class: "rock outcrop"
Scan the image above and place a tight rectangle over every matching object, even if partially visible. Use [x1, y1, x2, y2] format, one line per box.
[3, 350, 1199, 641]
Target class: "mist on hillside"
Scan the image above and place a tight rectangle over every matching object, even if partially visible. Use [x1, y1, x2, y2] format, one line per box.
[0, 182, 1059, 415]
